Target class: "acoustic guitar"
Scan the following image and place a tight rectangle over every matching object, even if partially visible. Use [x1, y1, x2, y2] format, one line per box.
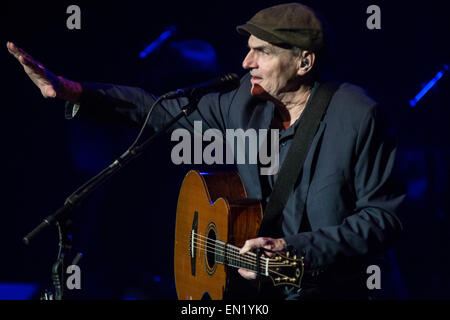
[174, 170, 304, 300]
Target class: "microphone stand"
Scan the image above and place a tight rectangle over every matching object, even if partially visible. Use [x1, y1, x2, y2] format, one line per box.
[23, 96, 198, 299]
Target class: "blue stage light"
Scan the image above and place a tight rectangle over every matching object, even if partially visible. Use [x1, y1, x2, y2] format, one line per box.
[0, 283, 38, 300]
[139, 26, 177, 59]
[410, 65, 448, 107]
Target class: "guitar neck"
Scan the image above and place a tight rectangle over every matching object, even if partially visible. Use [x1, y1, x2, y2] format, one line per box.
[189, 230, 303, 292]
[210, 239, 269, 276]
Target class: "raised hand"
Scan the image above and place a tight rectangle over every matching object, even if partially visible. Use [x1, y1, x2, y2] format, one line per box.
[7, 41, 82, 102]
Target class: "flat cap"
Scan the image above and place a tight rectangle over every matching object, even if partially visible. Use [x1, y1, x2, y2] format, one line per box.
[236, 3, 324, 51]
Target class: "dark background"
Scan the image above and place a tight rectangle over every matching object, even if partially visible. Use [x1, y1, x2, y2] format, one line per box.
[0, 0, 449, 299]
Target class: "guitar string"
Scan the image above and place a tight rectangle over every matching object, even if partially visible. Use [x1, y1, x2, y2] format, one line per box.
[190, 231, 295, 266]
[190, 232, 296, 268]
[190, 232, 268, 265]
[189, 232, 293, 268]
[188, 245, 297, 280]
[190, 240, 291, 275]
[191, 232, 259, 261]
[188, 235, 301, 280]
[190, 234, 265, 266]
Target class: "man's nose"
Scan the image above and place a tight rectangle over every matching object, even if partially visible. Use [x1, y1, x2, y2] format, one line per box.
[242, 51, 257, 69]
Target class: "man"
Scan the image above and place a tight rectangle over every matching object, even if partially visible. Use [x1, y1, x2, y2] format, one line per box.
[7, 3, 404, 299]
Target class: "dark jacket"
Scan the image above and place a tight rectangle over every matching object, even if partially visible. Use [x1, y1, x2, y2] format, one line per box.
[67, 72, 405, 299]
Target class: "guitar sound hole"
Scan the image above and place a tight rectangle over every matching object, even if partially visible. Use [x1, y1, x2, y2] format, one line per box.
[205, 223, 217, 275]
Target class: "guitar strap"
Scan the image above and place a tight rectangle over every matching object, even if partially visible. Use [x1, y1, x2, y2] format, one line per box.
[258, 81, 340, 238]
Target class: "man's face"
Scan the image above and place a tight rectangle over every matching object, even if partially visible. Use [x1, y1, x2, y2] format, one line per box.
[242, 35, 300, 98]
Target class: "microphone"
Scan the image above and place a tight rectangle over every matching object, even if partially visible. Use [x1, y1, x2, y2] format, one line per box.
[163, 73, 240, 99]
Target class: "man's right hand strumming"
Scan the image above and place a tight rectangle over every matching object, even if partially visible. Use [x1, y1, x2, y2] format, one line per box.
[7, 41, 82, 103]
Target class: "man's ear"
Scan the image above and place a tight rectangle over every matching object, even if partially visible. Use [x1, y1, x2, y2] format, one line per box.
[298, 51, 315, 76]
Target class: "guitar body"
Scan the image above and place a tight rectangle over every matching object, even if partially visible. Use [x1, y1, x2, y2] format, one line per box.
[174, 170, 263, 300]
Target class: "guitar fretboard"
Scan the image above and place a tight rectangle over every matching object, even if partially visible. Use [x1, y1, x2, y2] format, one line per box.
[192, 231, 268, 276]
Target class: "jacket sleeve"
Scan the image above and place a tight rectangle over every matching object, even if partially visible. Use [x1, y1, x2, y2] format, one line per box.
[64, 80, 240, 134]
[284, 105, 405, 272]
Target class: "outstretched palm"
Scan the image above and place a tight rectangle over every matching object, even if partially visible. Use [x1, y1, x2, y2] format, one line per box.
[7, 42, 59, 98]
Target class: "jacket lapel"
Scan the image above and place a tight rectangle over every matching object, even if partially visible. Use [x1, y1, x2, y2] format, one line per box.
[293, 121, 327, 232]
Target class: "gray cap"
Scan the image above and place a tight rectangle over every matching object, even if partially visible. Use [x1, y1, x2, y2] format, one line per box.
[236, 3, 324, 51]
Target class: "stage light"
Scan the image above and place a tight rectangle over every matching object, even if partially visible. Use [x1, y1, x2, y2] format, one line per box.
[410, 64, 448, 107]
[139, 26, 177, 59]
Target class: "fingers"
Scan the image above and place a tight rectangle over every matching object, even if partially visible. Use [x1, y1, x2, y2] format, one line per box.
[239, 238, 261, 255]
[7, 41, 69, 100]
[44, 86, 57, 98]
[18, 54, 30, 66]
[238, 268, 257, 280]
[238, 239, 263, 281]
[7, 41, 43, 73]
[239, 237, 274, 255]
[6, 41, 19, 57]
[7, 41, 32, 61]
[7, 41, 30, 61]
[19, 53, 34, 68]
[239, 237, 287, 259]
[238, 237, 285, 281]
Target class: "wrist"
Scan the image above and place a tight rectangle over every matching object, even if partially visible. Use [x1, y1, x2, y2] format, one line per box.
[56, 76, 82, 103]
